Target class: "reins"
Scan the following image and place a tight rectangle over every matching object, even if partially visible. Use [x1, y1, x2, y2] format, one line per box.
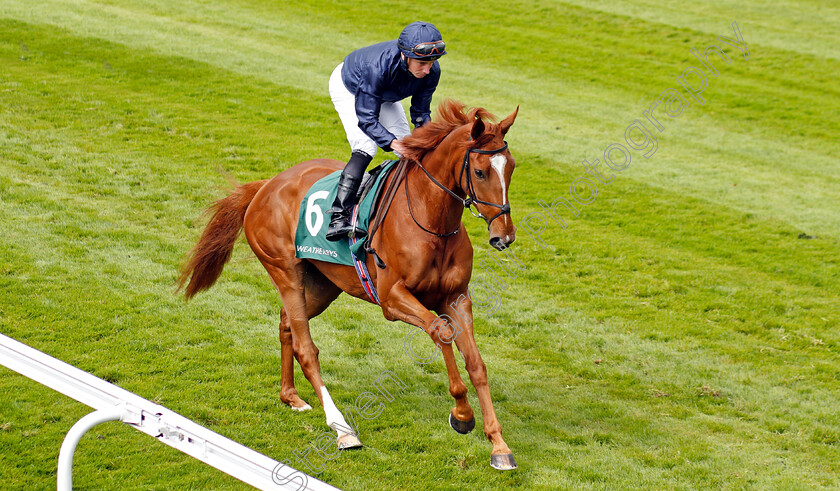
[363, 159, 409, 269]
[363, 139, 511, 269]
[406, 163, 461, 238]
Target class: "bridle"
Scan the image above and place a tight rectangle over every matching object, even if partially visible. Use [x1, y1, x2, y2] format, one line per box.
[408, 140, 511, 237]
[460, 141, 512, 225]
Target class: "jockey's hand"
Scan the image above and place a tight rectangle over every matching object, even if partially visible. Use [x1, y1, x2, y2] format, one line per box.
[390, 139, 408, 158]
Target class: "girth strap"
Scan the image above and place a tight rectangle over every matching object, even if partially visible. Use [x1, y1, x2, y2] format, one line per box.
[349, 204, 380, 304]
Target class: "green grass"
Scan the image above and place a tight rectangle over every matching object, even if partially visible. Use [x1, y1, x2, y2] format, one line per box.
[1, 1, 838, 489]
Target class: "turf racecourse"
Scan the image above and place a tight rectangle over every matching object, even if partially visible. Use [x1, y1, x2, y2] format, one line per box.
[1, 0, 838, 489]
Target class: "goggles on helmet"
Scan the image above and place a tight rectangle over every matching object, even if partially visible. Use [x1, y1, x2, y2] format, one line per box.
[399, 40, 446, 59]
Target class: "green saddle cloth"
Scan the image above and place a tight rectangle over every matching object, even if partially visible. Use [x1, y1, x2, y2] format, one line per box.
[294, 160, 399, 266]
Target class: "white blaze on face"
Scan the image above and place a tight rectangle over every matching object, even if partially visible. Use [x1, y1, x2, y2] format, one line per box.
[490, 154, 508, 225]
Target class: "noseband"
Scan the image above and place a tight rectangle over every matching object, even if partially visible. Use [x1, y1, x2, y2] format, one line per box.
[411, 140, 511, 237]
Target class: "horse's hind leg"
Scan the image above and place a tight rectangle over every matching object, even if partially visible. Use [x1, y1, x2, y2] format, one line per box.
[279, 308, 309, 411]
[264, 261, 361, 449]
[278, 264, 341, 411]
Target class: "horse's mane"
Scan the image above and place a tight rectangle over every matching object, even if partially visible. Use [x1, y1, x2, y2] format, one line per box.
[399, 99, 498, 163]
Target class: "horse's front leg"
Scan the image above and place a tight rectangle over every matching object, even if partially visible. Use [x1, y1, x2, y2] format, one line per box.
[410, 316, 476, 434]
[381, 284, 515, 470]
[438, 292, 517, 470]
[439, 341, 476, 434]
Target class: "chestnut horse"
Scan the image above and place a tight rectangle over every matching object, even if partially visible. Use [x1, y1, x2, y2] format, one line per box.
[178, 100, 519, 470]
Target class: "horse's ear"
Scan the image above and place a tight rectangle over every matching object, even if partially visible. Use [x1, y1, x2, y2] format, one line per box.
[470, 116, 485, 141]
[500, 106, 519, 135]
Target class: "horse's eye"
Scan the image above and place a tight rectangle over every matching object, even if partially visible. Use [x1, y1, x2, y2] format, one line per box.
[474, 169, 485, 179]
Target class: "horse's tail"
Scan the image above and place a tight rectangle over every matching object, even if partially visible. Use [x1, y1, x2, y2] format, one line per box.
[177, 179, 269, 300]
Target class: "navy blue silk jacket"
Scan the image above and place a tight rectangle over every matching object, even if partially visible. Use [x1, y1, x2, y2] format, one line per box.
[341, 40, 440, 150]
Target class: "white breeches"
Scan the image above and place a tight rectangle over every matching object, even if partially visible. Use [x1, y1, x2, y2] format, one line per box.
[329, 63, 411, 158]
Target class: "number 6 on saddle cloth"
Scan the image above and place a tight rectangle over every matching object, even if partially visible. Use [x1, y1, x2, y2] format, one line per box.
[293, 160, 399, 302]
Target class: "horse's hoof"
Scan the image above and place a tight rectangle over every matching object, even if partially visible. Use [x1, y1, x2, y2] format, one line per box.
[337, 433, 363, 450]
[290, 403, 312, 412]
[449, 412, 475, 434]
[490, 453, 518, 471]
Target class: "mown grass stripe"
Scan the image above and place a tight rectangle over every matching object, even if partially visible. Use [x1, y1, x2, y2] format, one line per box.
[1, 2, 838, 489]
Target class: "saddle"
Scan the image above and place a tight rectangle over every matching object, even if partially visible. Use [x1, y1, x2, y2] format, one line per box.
[293, 160, 400, 266]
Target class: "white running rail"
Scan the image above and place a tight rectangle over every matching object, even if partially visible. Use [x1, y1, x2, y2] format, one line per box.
[0, 333, 339, 491]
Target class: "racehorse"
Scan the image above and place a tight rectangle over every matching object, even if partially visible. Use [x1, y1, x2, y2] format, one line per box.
[178, 99, 519, 470]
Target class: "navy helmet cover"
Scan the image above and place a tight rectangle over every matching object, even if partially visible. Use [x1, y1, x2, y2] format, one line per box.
[398, 21, 446, 59]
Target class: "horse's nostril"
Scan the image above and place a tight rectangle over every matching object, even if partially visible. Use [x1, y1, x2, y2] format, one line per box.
[489, 237, 506, 250]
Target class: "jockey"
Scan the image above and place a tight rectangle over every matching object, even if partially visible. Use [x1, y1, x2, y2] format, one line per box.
[326, 21, 446, 241]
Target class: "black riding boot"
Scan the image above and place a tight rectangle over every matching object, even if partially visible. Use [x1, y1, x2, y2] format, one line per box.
[326, 151, 372, 241]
